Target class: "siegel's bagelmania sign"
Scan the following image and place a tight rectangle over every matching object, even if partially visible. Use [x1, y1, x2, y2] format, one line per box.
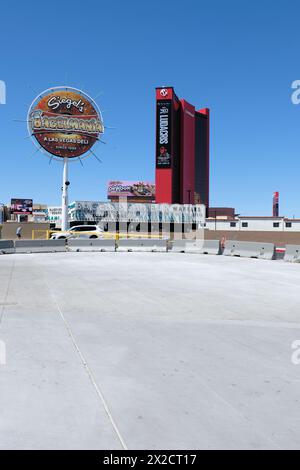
[28, 87, 104, 159]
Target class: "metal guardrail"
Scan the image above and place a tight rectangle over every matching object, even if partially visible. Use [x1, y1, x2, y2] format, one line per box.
[32, 229, 166, 240]
[32, 229, 52, 240]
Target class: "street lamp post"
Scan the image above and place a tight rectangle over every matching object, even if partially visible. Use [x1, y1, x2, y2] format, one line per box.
[61, 157, 69, 231]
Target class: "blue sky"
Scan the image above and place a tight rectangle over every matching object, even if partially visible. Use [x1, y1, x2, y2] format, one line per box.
[0, 0, 299, 216]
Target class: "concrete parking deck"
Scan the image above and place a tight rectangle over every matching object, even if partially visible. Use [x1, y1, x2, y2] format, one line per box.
[0, 252, 300, 449]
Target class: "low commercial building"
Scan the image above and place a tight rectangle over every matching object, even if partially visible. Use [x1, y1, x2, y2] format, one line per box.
[7, 201, 48, 223]
[31, 204, 48, 223]
[68, 201, 206, 229]
[208, 207, 236, 219]
[206, 216, 300, 232]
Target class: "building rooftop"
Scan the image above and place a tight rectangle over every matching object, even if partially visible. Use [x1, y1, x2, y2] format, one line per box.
[1, 251, 300, 449]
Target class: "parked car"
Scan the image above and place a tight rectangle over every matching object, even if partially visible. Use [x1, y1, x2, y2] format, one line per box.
[50, 225, 104, 240]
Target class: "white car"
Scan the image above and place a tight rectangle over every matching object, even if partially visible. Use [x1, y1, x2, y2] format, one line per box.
[51, 225, 104, 240]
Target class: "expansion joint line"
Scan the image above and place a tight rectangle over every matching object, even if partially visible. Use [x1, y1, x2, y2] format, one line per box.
[0, 259, 15, 326]
[44, 275, 128, 450]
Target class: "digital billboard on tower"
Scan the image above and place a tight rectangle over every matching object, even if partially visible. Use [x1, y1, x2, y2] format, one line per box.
[156, 100, 172, 169]
[155, 87, 181, 204]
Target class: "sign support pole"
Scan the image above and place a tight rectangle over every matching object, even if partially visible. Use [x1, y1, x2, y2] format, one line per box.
[61, 157, 69, 231]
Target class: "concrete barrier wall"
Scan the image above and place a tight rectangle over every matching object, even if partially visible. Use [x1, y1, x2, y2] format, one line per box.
[0, 237, 290, 263]
[15, 239, 66, 253]
[117, 239, 168, 252]
[284, 245, 300, 263]
[171, 239, 221, 255]
[223, 240, 275, 260]
[0, 240, 15, 254]
[68, 238, 116, 252]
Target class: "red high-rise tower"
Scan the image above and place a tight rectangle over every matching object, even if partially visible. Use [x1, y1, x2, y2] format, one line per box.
[273, 191, 279, 217]
[155, 87, 210, 210]
[155, 87, 180, 204]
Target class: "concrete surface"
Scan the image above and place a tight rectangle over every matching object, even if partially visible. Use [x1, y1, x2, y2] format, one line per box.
[0, 252, 300, 450]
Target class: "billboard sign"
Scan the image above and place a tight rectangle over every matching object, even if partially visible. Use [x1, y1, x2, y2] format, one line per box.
[107, 181, 155, 199]
[47, 206, 62, 226]
[47, 206, 62, 220]
[28, 87, 104, 159]
[11, 199, 33, 215]
[156, 100, 172, 168]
